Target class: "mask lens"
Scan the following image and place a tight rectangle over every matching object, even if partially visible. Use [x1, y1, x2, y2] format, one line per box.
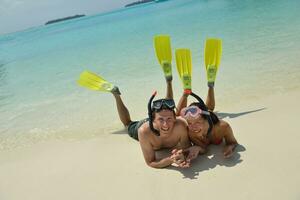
[152, 99, 175, 110]
[184, 107, 198, 116]
[181, 106, 210, 119]
[181, 106, 201, 118]
[164, 99, 175, 109]
[153, 100, 162, 110]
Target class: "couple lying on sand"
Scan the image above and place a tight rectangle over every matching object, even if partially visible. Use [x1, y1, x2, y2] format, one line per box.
[78, 36, 238, 168]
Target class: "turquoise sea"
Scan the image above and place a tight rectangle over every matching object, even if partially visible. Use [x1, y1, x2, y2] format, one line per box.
[1, 0, 300, 150]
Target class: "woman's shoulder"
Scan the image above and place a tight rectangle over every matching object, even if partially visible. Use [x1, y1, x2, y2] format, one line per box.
[213, 119, 230, 132]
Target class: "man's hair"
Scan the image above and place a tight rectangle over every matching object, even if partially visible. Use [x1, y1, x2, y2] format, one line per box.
[152, 109, 176, 120]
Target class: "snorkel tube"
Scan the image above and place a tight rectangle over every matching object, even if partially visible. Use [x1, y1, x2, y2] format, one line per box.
[190, 92, 213, 135]
[147, 91, 160, 136]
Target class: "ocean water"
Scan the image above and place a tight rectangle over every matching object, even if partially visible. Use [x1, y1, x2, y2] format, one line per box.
[1, 0, 300, 150]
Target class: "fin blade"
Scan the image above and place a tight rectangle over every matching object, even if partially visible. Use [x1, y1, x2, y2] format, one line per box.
[175, 48, 192, 90]
[78, 71, 114, 92]
[154, 35, 172, 64]
[77, 79, 101, 91]
[175, 49, 183, 78]
[215, 39, 222, 69]
[204, 38, 222, 85]
[205, 38, 222, 68]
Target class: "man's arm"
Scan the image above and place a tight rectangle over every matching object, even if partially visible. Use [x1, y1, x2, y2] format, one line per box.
[138, 128, 174, 168]
[177, 118, 192, 149]
[171, 119, 193, 167]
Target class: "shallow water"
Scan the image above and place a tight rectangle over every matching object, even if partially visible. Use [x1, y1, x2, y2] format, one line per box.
[0, 0, 300, 150]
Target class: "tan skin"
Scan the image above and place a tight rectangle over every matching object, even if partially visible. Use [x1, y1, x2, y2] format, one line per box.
[176, 90, 238, 162]
[111, 82, 192, 168]
[112, 76, 237, 167]
[99, 70, 235, 168]
[184, 115, 237, 159]
[138, 110, 191, 168]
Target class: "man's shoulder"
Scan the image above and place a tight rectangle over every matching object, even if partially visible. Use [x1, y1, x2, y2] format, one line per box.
[139, 121, 150, 131]
[138, 122, 151, 138]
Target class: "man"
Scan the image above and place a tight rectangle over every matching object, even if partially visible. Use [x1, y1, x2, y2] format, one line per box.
[78, 70, 193, 168]
[112, 88, 191, 168]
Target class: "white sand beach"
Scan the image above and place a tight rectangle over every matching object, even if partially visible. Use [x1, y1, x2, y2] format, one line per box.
[0, 88, 299, 200]
[1, 0, 300, 199]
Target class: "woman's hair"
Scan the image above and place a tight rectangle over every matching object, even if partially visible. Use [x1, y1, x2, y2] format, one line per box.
[189, 102, 220, 125]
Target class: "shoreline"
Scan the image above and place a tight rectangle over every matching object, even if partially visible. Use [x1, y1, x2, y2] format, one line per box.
[0, 88, 299, 151]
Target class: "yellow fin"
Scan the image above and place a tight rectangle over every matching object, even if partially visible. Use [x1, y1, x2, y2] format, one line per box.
[204, 38, 222, 85]
[77, 71, 114, 92]
[175, 48, 192, 92]
[154, 35, 172, 80]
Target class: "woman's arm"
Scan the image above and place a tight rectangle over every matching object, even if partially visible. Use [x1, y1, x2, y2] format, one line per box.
[221, 121, 238, 158]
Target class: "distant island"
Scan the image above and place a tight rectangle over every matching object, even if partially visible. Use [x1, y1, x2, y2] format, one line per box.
[125, 0, 168, 7]
[45, 14, 85, 25]
[125, 0, 154, 7]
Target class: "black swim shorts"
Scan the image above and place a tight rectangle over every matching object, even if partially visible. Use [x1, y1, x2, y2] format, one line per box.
[127, 118, 148, 141]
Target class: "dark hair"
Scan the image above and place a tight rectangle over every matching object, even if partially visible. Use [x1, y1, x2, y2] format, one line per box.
[188, 92, 220, 136]
[151, 109, 176, 120]
[147, 92, 176, 136]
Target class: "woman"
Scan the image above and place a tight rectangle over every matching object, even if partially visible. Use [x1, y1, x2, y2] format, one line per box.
[176, 86, 238, 162]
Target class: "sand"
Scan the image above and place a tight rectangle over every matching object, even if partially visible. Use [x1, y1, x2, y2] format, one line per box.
[0, 89, 299, 200]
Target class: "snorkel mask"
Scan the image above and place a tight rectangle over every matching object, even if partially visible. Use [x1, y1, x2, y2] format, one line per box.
[180, 106, 210, 119]
[147, 91, 176, 136]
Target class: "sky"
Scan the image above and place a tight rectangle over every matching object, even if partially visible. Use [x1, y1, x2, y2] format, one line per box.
[0, 0, 134, 35]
